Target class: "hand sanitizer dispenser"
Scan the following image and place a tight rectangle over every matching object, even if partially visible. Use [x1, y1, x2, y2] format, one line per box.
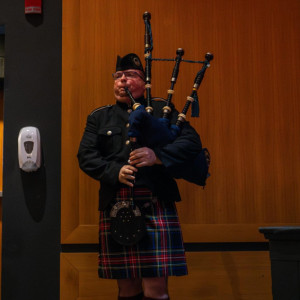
[18, 126, 41, 172]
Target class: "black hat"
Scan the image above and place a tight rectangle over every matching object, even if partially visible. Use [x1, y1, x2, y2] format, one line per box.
[116, 53, 144, 73]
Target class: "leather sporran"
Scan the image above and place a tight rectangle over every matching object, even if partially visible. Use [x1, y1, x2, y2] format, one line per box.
[110, 200, 147, 246]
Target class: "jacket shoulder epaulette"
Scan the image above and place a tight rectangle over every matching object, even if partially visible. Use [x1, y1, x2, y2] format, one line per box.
[89, 105, 113, 116]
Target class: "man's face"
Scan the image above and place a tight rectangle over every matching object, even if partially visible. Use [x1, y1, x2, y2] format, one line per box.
[113, 69, 145, 103]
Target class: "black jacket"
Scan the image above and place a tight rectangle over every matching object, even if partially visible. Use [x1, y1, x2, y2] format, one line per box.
[77, 98, 202, 211]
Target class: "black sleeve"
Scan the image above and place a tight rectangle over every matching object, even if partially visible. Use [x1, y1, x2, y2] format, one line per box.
[77, 113, 124, 186]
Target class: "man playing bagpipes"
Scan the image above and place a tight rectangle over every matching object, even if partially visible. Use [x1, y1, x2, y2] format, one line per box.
[78, 49, 211, 299]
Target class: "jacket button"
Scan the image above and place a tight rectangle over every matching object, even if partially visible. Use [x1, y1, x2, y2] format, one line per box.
[107, 130, 112, 136]
[127, 109, 132, 113]
[126, 123, 130, 128]
[125, 140, 130, 145]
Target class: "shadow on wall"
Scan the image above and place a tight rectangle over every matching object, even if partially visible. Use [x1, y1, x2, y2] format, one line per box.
[25, 12, 43, 27]
[20, 163, 46, 222]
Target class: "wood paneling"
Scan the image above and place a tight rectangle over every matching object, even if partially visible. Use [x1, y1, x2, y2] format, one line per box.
[62, 0, 300, 243]
[61, 251, 272, 300]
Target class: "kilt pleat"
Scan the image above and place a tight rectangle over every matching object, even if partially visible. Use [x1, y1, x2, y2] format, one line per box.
[98, 187, 188, 279]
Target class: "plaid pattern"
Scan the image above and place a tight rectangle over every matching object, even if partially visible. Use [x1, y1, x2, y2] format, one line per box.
[98, 187, 188, 279]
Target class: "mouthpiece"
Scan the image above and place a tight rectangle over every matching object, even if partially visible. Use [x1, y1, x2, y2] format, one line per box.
[125, 87, 141, 111]
[143, 11, 151, 21]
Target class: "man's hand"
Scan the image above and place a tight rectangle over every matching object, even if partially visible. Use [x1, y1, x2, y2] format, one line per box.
[118, 165, 138, 187]
[129, 147, 162, 167]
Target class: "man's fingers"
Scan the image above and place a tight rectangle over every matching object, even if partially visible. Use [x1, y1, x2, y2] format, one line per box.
[118, 165, 137, 187]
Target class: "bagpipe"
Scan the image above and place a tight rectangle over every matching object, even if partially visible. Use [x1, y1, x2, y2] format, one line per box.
[126, 11, 213, 187]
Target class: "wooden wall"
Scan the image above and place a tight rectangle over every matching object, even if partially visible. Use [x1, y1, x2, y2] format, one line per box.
[61, 0, 300, 298]
[62, 0, 300, 244]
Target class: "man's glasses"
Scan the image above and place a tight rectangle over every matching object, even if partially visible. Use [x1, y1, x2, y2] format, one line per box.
[112, 71, 145, 81]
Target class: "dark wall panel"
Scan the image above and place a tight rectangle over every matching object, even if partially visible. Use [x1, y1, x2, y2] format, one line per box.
[0, 1, 61, 299]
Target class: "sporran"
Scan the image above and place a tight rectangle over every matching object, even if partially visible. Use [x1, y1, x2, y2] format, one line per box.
[110, 200, 146, 246]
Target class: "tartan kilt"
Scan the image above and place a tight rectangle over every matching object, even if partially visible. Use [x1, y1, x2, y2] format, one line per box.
[98, 187, 188, 279]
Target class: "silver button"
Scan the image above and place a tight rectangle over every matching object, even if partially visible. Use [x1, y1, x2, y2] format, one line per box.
[125, 140, 130, 145]
[107, 130, 112, 136]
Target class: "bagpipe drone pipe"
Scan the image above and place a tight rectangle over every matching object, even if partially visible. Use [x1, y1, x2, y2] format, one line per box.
[126, 12, 213, 187]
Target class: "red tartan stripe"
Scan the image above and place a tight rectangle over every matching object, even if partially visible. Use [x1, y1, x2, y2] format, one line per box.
[99, 214, 181, 232]
[115, 187, 153, 201]
[100, 253, 186, 264]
